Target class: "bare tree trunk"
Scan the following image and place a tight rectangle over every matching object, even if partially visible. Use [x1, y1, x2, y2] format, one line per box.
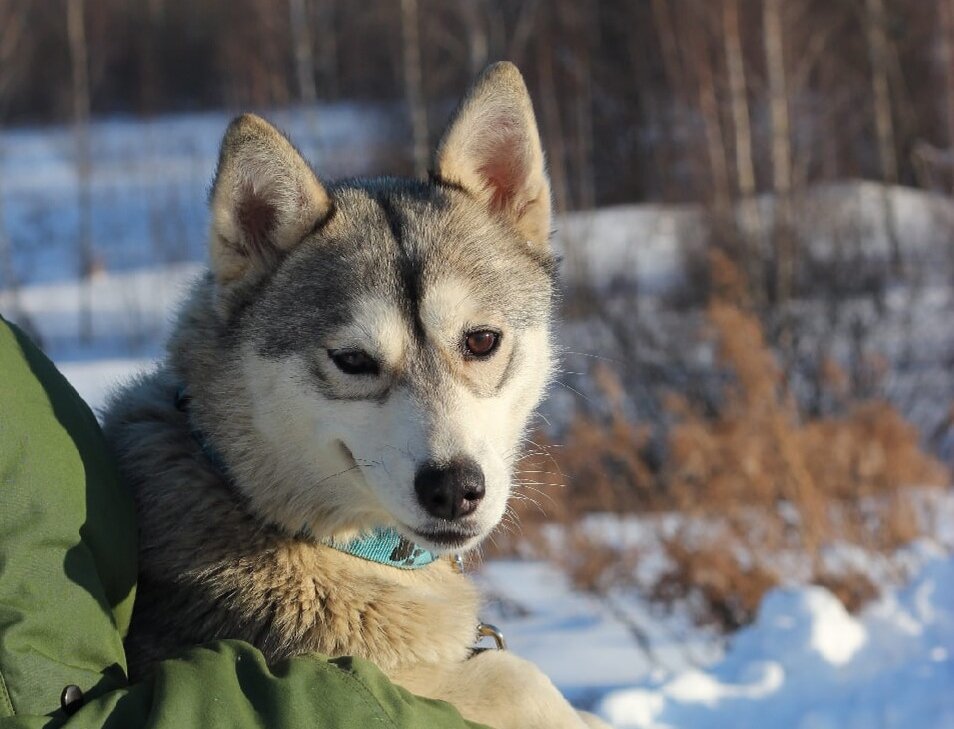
[314, 0, 339, 100]
[0, 1, 25, 105]
[459, 0, 489, 76]
[940, 0, 954, 194]
[290, 0, 321, 161]
[723, 0, 764, 300]
[290, 0, 317, 106]
[400, 0, 428, 178]
[763, 0, 795, 311]
[690, 11, 731, 218]
[649, 0, 690, 202]
[507, 0, 541, 70]
[0, 149, 14, 302]
[67, 0, 93, 344]
[0, 1, 25, 311]
[535, 6, 569, 215]
[137, 0, 164, 113]
[650, 0, 684, 101]
[864, 0, 900, 271]
[568, 1, 596, 211]
[819, 51, 840, 181]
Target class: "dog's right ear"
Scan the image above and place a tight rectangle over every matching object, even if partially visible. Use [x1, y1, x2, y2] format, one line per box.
[209, 114, 332, 285]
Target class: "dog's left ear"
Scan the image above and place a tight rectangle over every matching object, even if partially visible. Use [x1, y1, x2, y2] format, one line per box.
[434, 62, 552, 248]
[209, 114, 332, 285]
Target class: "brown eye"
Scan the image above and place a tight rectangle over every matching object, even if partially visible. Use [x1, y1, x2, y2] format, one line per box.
[464, 330, 500, 359]
[328, 349, 380, 376]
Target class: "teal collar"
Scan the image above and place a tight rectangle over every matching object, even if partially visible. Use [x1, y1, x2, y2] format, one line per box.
[176, 386, 437, 570]
[325, 527, 438, 569]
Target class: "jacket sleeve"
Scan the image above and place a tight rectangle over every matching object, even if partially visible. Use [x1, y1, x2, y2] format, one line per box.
[0, 641, 492, 729]
[0, 316, 490, 729]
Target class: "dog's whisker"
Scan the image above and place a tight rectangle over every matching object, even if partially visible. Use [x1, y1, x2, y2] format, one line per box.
[508, 494, 548, 517]
[314, 464, 362, 486]
[512, 485, 558, 511]
[553, 379, 596, 406]
[561, 349, 619, 363]
[533, 411, 553, 428]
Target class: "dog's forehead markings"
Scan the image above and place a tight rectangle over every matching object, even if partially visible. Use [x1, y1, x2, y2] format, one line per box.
[341, 297, 409, 363]
[420, 276, 483, 333]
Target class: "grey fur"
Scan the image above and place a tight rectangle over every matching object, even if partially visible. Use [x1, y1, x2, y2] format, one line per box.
[251, 179, 554, 360]
[101, 63, 602, 729]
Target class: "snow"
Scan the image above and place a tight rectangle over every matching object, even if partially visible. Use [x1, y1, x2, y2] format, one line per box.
[595, 551, 954, 728]
[1, 263, 200, 363]
[476, 561, 651, 706]
[59, 358, 154, 411]
[0, 105, 400, 286]
[473, 547, 954, 728]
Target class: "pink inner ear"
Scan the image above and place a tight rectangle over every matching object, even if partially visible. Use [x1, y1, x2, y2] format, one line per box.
[237, 184, 278, 259]
[475, 118, 529, 213]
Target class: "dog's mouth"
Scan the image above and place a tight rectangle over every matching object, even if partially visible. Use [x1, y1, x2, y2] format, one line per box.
[336, 445, 490, 551]
[410, 526, 481, 548]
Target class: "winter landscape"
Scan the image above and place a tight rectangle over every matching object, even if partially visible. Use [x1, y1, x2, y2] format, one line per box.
[3, 112, 954, 726]
[3, 1, 954, 727]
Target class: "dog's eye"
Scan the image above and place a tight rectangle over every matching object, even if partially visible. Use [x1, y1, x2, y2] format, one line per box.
[328, 349, 380, 376]
[464, 330, 500, 359]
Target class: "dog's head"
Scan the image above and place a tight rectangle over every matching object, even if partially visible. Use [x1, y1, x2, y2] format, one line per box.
[190, 63, 554, 553]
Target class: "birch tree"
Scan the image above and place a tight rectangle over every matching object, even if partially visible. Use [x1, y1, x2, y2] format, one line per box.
[0, 0, 26, 318]
[687, 5, 731, 219]
[314, 0, 339, 100]
[67, 0, 94, 344]
[940, 0, 954, 193]
[289, 0, 321, 159]
[535, 5, 569, 215]
[400, 0, 428, 178]
[722, 0, 765, 300]
[763, 0, 795, 312]
[864, 0, 901, 270]
[290, 0, 317, 106]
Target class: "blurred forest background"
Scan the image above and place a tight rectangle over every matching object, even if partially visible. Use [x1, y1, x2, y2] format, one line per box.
[5, 0, 954, 204]
[1, 0, 954, 630]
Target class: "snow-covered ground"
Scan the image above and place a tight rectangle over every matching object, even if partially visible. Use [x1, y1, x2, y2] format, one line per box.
[475, 511, 954, 726]
[0, 105, 400, 285]
[486, 554, 954, 728]
[596, 545, 954, 728]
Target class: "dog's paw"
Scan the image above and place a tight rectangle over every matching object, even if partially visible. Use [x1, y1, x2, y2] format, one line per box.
[394, 650, 602, 729]
[438, 650, 593, 729]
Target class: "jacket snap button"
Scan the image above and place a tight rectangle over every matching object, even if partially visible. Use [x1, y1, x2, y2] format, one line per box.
[60, 684, 84, 716]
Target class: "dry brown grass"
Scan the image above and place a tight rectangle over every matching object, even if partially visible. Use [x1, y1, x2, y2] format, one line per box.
[507, 255, 949, 629]
[650, 539, 777, 631]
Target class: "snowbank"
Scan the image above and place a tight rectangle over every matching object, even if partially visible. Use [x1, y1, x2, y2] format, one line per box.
[597, 547, 954, 728]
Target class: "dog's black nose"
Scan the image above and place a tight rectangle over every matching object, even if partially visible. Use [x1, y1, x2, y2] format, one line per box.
[414, 459, 485, 521]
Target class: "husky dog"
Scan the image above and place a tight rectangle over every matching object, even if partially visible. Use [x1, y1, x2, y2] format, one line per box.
[104, 63, 605, 729]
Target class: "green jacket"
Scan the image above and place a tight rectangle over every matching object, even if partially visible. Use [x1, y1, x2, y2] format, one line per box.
[0, 316, 489, 728]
